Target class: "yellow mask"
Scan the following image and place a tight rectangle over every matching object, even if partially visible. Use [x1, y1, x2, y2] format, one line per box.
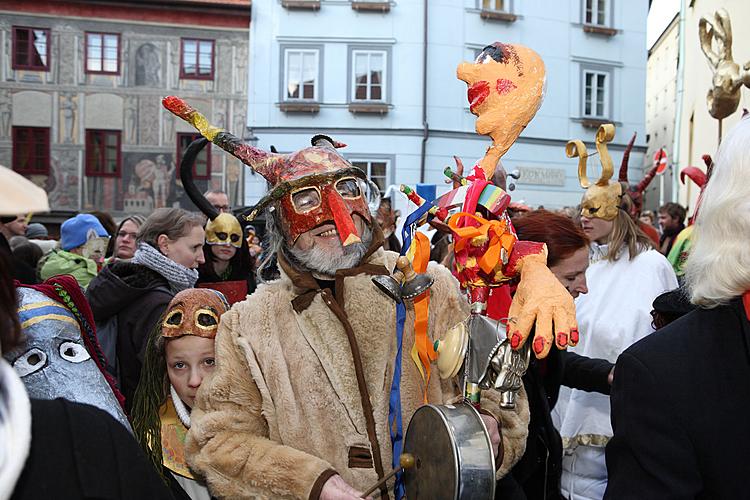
[566, 124, 623, 221]
[205, 212, 243, 248]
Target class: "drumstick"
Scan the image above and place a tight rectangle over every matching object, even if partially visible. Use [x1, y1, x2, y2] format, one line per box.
[360, 453, 415, 498]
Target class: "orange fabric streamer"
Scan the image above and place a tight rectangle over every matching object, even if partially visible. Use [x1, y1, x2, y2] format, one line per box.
[410, 232, 436, 403]
[448, 212, 516, 273]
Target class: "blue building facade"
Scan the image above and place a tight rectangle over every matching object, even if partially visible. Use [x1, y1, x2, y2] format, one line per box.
[245, 0, 648, 210]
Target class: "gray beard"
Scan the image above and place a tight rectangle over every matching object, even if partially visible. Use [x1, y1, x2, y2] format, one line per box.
[287, 225, 373, 278]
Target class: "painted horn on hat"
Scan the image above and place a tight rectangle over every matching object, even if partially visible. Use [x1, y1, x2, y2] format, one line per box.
[618, 132, 637, 183]
[180, 137, 220, 221]
[162, 96, 283, 183]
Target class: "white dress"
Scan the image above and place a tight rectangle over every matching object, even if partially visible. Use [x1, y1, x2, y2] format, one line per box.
[553, 244, 677, 500]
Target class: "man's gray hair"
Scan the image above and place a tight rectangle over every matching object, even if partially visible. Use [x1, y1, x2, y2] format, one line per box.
[685, 117, 750, 307]
[257, 206, 372, 281]
[203, 189, 228, 197]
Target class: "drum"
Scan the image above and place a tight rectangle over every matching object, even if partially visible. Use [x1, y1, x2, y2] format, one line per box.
[403, 403, 495, 499]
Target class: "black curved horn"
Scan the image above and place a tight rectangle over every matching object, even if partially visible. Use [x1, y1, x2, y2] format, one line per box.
[180, 137, 219, 221]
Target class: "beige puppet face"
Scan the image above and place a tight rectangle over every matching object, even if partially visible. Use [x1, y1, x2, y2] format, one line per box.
[457, 43, 546, 159]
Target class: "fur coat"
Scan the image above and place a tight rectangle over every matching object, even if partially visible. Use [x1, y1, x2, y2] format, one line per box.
[186, 242, 529, 499]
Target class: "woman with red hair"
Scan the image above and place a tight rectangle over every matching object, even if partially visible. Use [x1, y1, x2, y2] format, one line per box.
[497, 210, 614, 500]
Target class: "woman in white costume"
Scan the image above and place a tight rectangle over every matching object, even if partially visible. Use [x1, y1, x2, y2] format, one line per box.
[554, 126, 678, 499]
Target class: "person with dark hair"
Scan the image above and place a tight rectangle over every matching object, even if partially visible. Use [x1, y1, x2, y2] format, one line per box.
[0, 214, 28, 240]
[11, 238, 43, 275]
[180, 139, 255, 303]
[657, 202, 687, 255]
[87, 207, 205, 411]
[89, 210, 117, 239]
[196, 236, 256, 302]
[0, 165, 173, 500]
[498, 210, 614, 500]
[108, 214, 146, 261]
[0, 214, 38, 284]
[132, 288, 230, 500]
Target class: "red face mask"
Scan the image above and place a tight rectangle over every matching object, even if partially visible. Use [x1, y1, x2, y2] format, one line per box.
[279, 175, 372, 246]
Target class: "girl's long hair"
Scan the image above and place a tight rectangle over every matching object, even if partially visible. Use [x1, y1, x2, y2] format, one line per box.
[604, 187, 653, 261]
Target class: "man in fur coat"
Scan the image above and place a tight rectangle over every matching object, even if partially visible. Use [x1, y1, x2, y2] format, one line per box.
[161, 94, 576, 499]
[172, 140, 524, 500]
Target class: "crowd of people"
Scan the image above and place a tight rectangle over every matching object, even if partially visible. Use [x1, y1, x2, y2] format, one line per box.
[2, 42, 749, 500]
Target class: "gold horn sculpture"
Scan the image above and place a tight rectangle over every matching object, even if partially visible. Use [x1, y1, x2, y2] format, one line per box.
[567, 124, 622, 221]
[698, 9, 750, 121]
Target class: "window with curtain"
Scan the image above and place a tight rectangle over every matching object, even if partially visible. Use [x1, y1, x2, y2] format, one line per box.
[350, 159, 390, 194]
[181, 39, 214, 79]
[285, 49, 319, 100]
[584, 0, 608, 26]
[352, 50, 386, 102]
[481, 0, 506, 11]
[86, 33, 120, 74]
[582, 70, 609, 119]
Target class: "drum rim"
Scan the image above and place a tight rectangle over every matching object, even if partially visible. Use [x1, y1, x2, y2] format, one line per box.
[408, 404, 461, 499]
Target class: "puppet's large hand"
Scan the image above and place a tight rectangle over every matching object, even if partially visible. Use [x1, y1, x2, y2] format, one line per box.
[506, 251, 577, 358]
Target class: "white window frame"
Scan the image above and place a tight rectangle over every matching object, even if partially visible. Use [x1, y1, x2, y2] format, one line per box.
[583, 0, 609, 27]
[351, 50, 387, 103]
[283, 49, 320, 102]
[349, 158, 391, 194]
[582, 69, 610, 119]
[479, 0, 509, 12]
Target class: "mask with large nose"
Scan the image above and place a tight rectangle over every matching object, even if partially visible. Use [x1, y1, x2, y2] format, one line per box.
[162, 96, 378, 248]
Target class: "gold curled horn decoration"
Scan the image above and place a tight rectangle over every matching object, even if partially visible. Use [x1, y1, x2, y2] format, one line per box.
[566, 124, 615, 188]
[566, 124, 621, 221]
[698, 9, 750, 120]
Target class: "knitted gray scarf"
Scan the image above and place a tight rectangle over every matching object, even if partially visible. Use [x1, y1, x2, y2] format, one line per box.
[131, 242, 199, 293]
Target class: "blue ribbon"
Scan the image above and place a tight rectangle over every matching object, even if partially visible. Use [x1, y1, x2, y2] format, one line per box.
[400, 201, 434, 260]
[388, 302, 407, 499]
[386, 199, 434, 499]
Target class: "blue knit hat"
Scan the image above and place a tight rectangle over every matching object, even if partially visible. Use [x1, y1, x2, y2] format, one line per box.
[60, 214, 108, 251]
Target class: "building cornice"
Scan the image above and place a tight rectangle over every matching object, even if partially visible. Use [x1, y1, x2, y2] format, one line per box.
[248, 126, 647, 151]
[0, 0, 250, 30]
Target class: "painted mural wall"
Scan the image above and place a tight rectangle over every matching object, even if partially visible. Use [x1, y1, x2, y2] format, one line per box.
[0, 11, 249, 218]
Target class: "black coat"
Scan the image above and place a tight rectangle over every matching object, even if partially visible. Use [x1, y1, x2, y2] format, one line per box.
[87, 262, 173, 411]
[605, 298, 750, 499]
[12, 398, 174, 499]
[497, 349, 613, 500]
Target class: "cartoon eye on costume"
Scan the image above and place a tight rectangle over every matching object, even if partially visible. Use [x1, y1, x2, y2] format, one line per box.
[292, 187, 322, 213]
[59, 341, 91, 363]
[335, 177, 361, 199]
[195, 308, 219, 330]
[163, 309, 184, 328]
[13, 348, 48, 377]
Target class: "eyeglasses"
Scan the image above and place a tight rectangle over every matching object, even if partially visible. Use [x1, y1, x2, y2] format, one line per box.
[117, 231, 137, 240]
[213, 204, 231, 213]
[291, 177, 363, 213]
